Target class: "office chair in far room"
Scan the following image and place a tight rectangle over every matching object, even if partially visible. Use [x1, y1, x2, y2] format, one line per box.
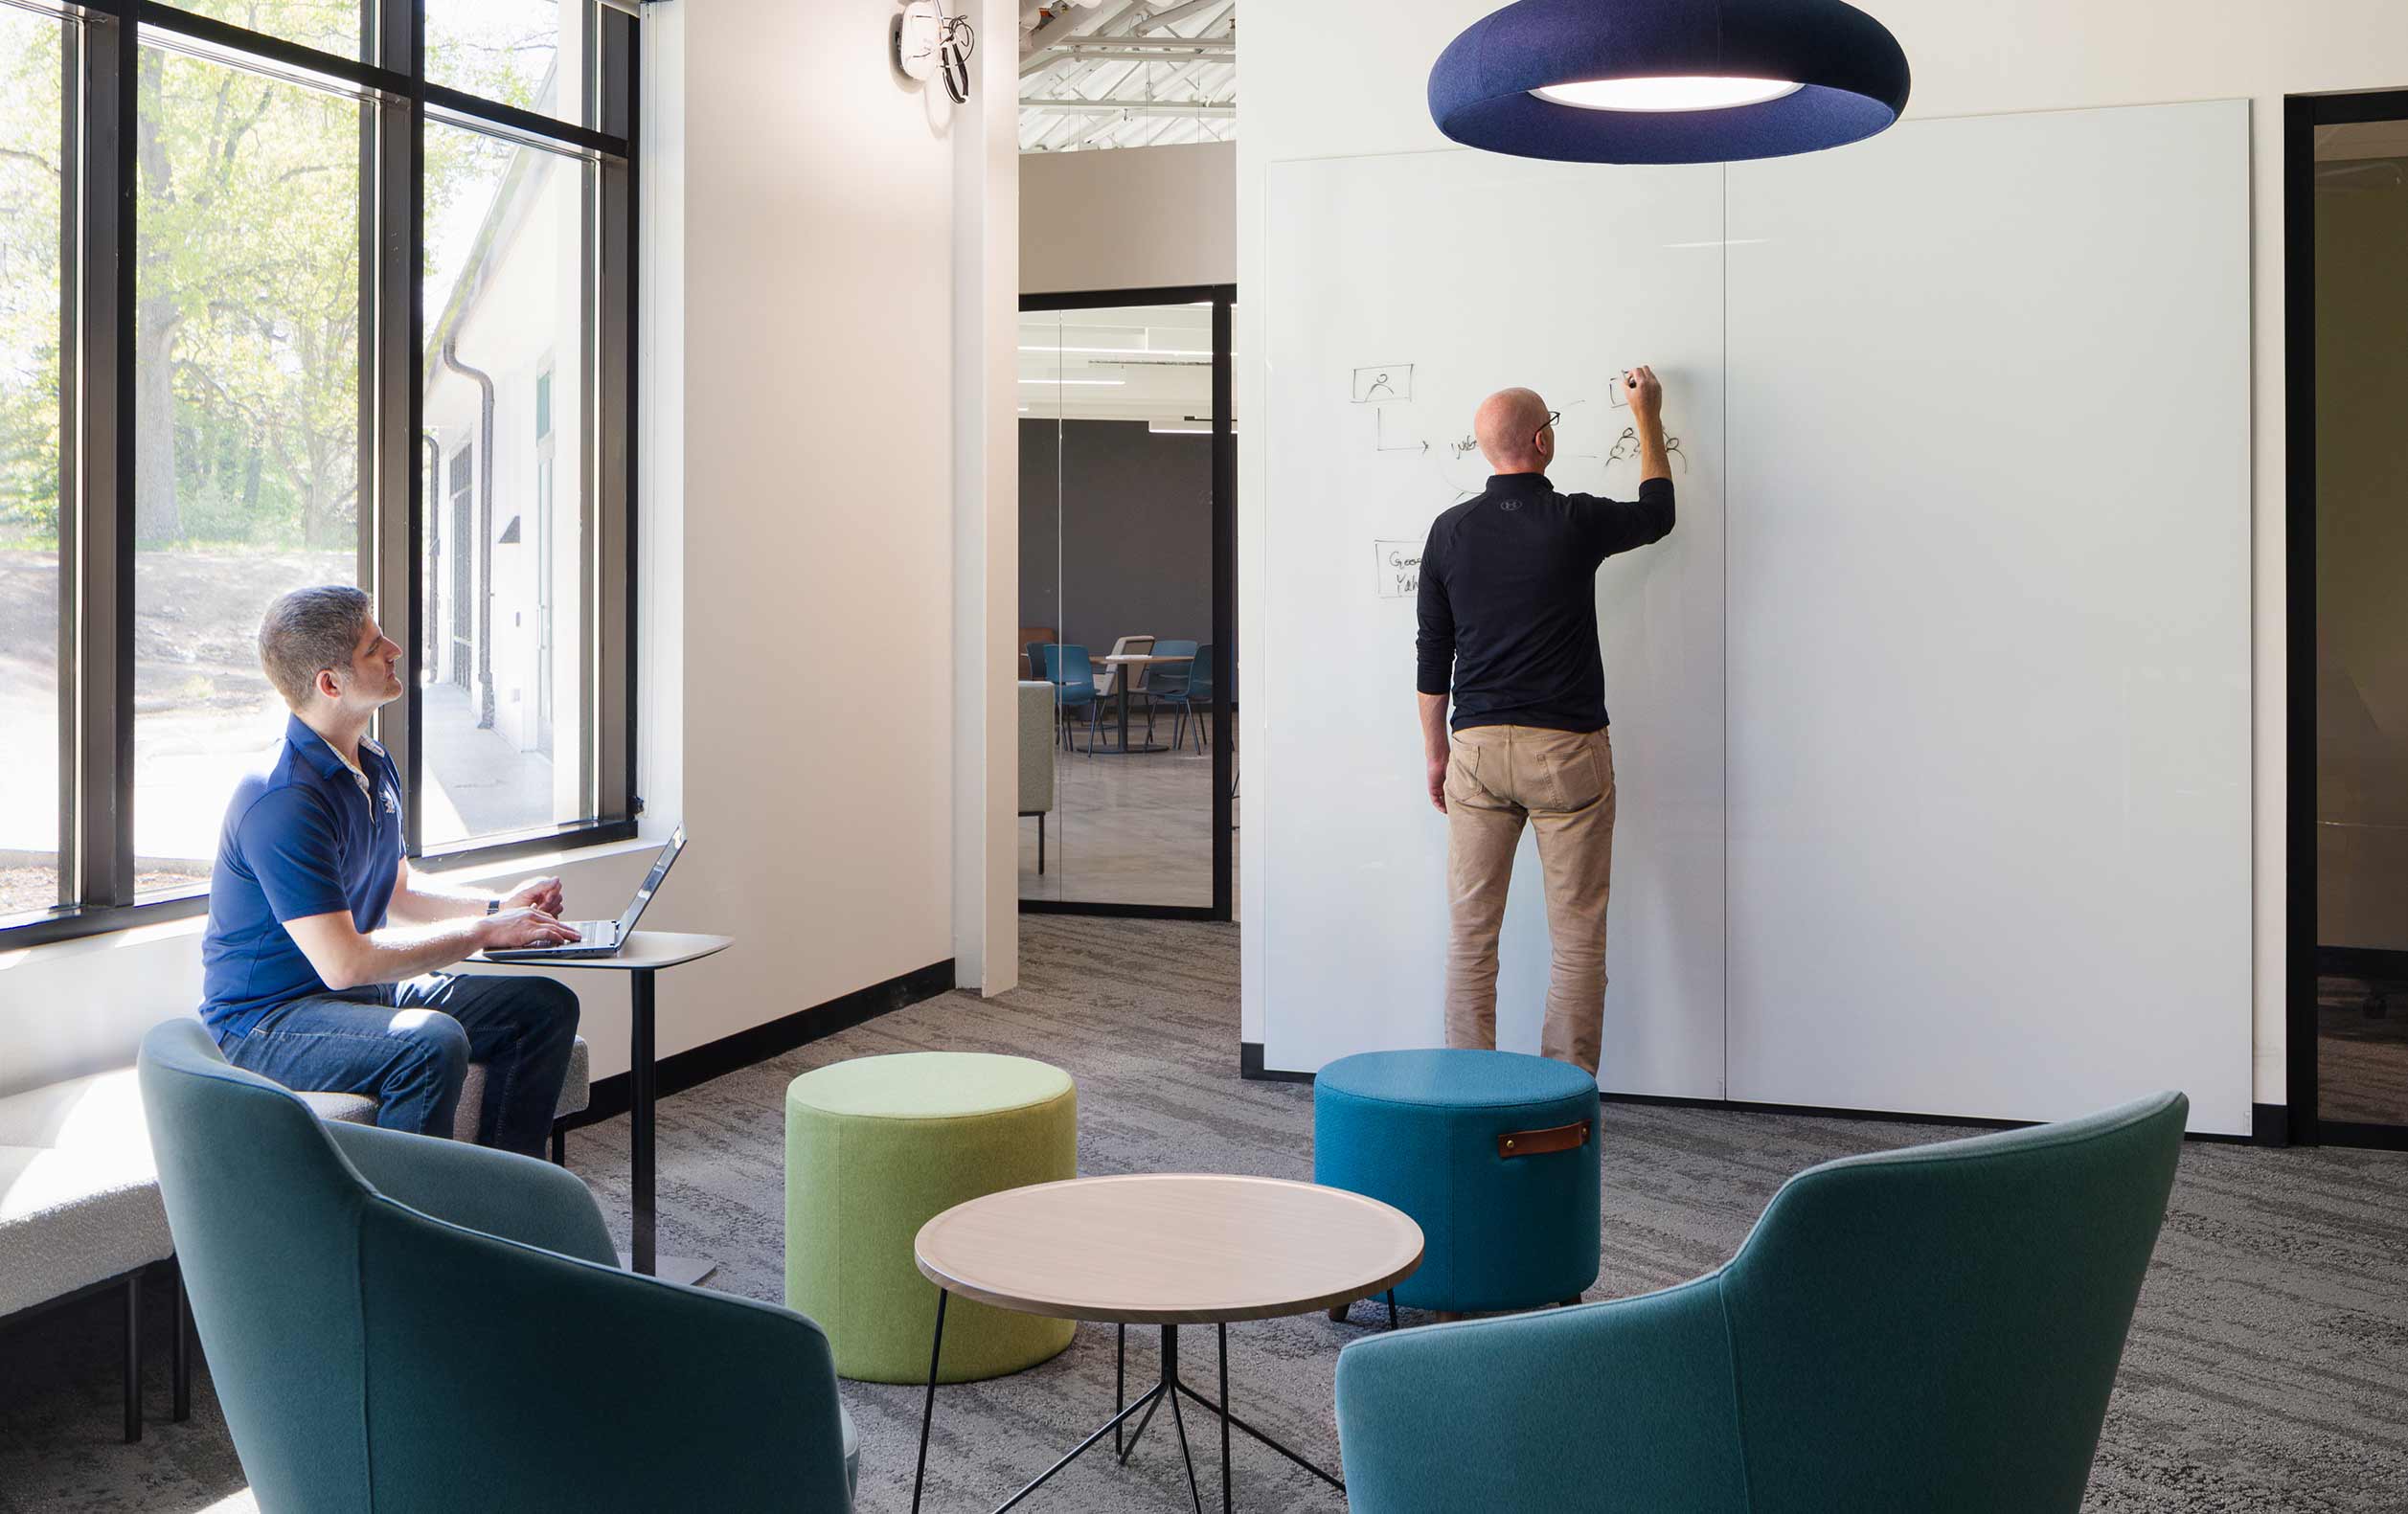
[1096, 634, 1155, 709]
[1158, 644, 1215, 752]
[1140, 639, 1197, 745]
[1040, 644, 1103, 755]
[137, 1019, 861, 1513]
[1334, 1092, 2190, 1514]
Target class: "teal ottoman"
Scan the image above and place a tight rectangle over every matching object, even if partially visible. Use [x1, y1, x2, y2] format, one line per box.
[1313, 1049, 1600, 1316]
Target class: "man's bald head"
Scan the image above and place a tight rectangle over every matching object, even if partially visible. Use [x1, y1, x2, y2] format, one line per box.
[1475, 387, 1554, 473]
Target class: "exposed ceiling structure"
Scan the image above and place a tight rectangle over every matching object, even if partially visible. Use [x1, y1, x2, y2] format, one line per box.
[1018, 0, 1236, 154]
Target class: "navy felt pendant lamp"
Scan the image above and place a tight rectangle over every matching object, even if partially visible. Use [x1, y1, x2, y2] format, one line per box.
[1428, 0, 1910, 164]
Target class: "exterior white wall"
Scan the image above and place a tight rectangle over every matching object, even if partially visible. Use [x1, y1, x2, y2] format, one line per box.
[1239, 0, 2408, 1107]
[1021, 141, 1235, 293]
[423, 141, 585, 818]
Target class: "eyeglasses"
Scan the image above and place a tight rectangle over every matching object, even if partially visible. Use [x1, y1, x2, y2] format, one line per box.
[1541, 410, 1560, 432]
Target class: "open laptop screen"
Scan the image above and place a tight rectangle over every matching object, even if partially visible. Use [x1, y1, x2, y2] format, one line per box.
[615, 827, 687, 938]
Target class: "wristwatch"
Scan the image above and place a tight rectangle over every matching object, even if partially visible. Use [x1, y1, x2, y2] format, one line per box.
[486, 898, 501, 915]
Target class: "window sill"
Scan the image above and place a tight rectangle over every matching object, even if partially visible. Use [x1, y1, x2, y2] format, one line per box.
[0, 825, 656, 957]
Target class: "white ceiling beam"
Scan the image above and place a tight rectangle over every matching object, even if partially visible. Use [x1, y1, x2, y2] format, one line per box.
[1030, 99, 1235, 116]
[1042, 37, 1235, 54]
[1037, 46, 1229, 64]
[1020, 0, 1147, 79]
[1134, 0, 1229, 31]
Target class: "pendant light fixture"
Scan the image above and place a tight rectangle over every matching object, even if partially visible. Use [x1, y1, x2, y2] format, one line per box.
[1428, 0, 1911, 164]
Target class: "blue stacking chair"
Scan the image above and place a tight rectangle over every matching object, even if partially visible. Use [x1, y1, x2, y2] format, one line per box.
[137, 1019, 860, 1512]
[1157, 643, 1215, 752]
[1333, 1092, 2189, 1514]
[1039, 644, 1102, 754]
[1137, 639, 1198, 745]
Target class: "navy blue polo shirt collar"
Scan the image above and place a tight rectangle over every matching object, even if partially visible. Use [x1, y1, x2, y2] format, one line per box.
[285, 712, 378, 801]
[1487, 471, 1552, 494]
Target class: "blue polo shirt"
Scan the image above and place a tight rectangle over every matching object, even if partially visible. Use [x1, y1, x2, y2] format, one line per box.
[200, 713, 406, 1039]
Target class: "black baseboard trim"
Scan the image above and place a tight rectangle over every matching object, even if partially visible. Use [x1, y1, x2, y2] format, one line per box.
[2252, 1103, 2292, 1147]
[566, 959, 956, 1127]
[2313, 944, 2408, 980]
[1238, 1043, 2259, 1142]
[2314, 1119, 2408, 1152]
[1021, 899, 1227, 922]
[1238, 1040, 1313, 1084]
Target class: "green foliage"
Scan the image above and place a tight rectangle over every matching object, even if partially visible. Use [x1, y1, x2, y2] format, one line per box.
[0, 14, 64, 537]
[0, 2, 566, 548]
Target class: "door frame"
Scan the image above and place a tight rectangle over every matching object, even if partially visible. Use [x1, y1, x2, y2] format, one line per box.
[1018, 282, 1237, 923]
[2285, 88, 2408, 1151]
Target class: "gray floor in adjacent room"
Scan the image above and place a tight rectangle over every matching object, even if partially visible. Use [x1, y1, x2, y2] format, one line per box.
[5, 916, 2406, 1513]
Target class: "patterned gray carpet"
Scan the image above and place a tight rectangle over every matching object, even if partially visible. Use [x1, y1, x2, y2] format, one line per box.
[5, 915, 2406, 1512]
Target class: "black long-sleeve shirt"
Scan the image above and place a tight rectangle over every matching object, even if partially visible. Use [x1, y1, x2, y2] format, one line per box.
[1416, 471, 1675, 733]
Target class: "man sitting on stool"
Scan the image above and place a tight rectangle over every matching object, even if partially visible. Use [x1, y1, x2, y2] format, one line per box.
[198, 585, 584, 1156]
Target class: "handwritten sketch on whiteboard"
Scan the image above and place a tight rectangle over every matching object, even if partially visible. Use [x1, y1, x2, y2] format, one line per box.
[1352, 364, 1414, 403]
[1374, 539, 1422, 599]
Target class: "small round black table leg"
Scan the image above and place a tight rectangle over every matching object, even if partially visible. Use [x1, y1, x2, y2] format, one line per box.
[1218, 1322, 1234, 1514]
[1386, 1289, 1399, 1331]
[1164, 1344, 1204, 1514]
[1117, 1322, 1126, 1455]
[913, 1289, 949, 1514]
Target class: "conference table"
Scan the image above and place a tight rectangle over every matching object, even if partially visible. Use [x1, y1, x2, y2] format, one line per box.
[912, 1173, 1423, 1513]
[1088, 652, 1193, 756]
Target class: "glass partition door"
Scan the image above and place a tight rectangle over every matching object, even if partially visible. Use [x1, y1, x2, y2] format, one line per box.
[2291, 96, 2408, 1147]
[1020, 288, 1233, 917]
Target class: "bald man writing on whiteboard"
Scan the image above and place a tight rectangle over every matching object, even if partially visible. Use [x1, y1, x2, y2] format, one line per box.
[1415, 372, 1674, 1075]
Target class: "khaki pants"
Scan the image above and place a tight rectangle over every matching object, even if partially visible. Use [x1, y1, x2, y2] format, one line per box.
[1443, 724, 1616, 1073]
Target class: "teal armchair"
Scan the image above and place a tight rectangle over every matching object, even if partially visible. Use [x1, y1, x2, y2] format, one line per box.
[138, 1018, 859, 1513]
[1334, 1092, 2188, 1514]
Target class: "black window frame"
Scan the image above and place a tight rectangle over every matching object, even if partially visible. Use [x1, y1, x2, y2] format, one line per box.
[1016, 283, 1237, 925]
[2283, 86, 2408, 1153]
[3, 0, 642, 949]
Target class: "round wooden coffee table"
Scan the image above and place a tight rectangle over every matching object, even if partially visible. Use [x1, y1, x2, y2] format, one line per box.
[910, 1174, 1423, 1513]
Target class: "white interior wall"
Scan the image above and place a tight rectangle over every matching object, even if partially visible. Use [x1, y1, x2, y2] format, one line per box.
[1240, 0, 2408, 1109]
[1022, 141, 1236, 292]
[957, 0, 1022, 993]
[0, 0, 1019, 1093]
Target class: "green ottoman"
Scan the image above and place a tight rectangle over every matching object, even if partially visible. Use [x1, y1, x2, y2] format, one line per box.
[785, 1051, 1078, 1383]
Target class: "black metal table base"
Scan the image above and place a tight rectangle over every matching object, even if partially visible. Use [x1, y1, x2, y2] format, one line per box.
[1081, 675, 1169, 756]
[912, 1290, 1393, 1514]
[627, 965, 716, 1283]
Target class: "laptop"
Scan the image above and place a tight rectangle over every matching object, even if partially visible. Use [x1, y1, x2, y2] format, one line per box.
[482, 827, 687, 961]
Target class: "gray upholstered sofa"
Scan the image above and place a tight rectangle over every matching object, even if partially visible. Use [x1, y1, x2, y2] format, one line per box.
[0, 1027, 590, 1440]
[1020, 679, 1058, 872]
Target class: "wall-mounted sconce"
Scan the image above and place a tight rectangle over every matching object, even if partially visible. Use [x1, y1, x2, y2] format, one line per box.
[896, 0, 978, 104]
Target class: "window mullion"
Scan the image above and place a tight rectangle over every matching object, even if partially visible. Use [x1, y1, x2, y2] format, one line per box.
[373, 0, 422, 854]
[74, 6, 135, 908]
[55, 14, 83, 914]
[595, 7, 635, 822]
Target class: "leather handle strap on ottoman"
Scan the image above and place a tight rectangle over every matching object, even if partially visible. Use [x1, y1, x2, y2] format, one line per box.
[1496, 1119, 1591, 1159]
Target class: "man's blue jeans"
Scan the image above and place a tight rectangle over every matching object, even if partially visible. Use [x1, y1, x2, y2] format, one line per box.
[216, 973, 580, 1157]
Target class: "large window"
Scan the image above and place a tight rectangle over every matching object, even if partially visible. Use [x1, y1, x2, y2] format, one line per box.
[0, 0, 638, 943]
[0, 9, 67, 922]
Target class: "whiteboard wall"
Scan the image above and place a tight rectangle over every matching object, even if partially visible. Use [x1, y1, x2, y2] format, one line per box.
[1261, 150, 1730, 1096]
[1258, 101, 2253, 1135]
[1721, 102, 2253, 1134]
